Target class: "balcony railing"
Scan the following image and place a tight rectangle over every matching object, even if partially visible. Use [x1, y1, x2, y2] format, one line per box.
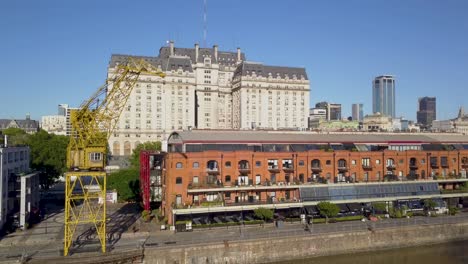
[282, 165, 294, 172]
[386, 164, 396, 170]
[238, 166, 251, 173]
[268, 166, 280, 172]
[430, 163, 438, 168]
[206, 167, 220, 174]
[409, 164, 418, 169]
[441, 163, 449, 168]
[462, 163, 468, 168]
[188, 181, 223, 189]
[362, 164, 372, 170]
[337, 166, 348, 172]
[311, 166, 322, 172]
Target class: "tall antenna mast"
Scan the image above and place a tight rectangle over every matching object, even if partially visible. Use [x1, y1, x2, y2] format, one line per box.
[203, 0, 207, 47]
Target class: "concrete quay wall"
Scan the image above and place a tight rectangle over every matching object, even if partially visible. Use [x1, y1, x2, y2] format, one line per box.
[144, 223, 468, 264]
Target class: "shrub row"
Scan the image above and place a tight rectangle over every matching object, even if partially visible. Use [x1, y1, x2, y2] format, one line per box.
[192, 220, 264, 228]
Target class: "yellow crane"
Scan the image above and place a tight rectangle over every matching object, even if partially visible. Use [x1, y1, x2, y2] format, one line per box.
[64, 57, 165, 256]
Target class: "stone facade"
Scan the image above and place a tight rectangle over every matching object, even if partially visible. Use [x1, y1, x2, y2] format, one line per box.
[107, 42, 310, 155]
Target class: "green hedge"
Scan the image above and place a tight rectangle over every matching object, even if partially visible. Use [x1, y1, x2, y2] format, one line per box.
[192, 220, 264, 229]
[312, 215, 363, 224]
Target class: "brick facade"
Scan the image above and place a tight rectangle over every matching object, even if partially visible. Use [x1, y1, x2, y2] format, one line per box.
[161, 149, 468, 223]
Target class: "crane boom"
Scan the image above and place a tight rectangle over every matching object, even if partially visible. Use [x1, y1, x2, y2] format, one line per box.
[64, 57, 165, 256]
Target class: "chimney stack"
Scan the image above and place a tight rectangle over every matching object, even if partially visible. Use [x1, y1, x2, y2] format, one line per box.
[237, 47, 241, 62]
[169, 40, 174, 56]
[213, 45, 218, 61]
[195, 43, 199, 62]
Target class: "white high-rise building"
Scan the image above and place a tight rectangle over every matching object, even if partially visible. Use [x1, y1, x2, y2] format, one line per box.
[0, 145, 38, 230]
[108, 41, 310, 155]
[41, 104, 78, 136]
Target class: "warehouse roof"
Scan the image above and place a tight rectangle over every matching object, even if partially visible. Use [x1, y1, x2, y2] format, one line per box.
[168, 130, 468, 145]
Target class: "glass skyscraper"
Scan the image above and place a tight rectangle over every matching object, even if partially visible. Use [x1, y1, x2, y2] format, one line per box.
[372, 75, 395, 118]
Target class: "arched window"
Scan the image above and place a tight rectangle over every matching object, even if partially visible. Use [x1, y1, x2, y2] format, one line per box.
[193, 162, 199, 168]
[123, 141, 131, 156]
[225, 175, 231, 183]
[176, 162, 183, 169]
[112, 141, 120, 156]
[225, 161, 231, 168]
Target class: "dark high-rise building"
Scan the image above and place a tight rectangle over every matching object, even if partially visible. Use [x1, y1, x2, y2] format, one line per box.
[417, 97, 436, 128]
[372, 75, 395, 118]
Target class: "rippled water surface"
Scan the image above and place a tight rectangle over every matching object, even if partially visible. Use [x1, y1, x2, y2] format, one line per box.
[273, 240, 468, 264]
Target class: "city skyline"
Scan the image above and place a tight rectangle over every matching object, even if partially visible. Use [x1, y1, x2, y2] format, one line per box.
[1, 1, 468, 121]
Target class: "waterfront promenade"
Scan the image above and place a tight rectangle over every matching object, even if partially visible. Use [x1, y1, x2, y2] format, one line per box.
[1, 204, 468, 263]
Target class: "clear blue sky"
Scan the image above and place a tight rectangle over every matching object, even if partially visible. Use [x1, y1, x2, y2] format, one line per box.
[1, 0, 467, 121]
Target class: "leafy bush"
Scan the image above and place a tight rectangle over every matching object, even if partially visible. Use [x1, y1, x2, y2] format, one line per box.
[372, 202, 387, 212]
[254, 207, 274, 221]
[449, 207, 460, 216]
[192, 220, 264, 229]
[317, 202, 340, 223]
[389, 207, 404, 218]
[141, 210, 151, 222]
[424, 199, 437, 211]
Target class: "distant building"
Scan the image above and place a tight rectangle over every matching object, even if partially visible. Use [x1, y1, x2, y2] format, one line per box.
[0, 114, 39, 134]
[0, 144, 39, 230]
[417, 97, 436, 128]
[363, 113, 392, 131]
[308, 108, 327, 129]
[108, 41, 310, 155]
[373, 75, 395, 118]
[315, 102, 341, 121]
[453, 107, 468, 134]
[41, 104, 77, 136]
[41, 115, 66, 135]
[352, 103, 364, 121]
[432, 107, 468, 134]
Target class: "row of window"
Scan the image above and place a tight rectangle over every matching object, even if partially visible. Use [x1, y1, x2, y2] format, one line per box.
[175, 157, 468, 169]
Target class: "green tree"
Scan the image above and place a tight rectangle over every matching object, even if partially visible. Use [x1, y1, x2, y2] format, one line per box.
[254, 207, 274, 222]
[317, 201, 340, 223]
[372, 202, 387, 213]
[129, 141, 161, 168]
[424, 199, 437, 211]
[107, 167, 140, 202]
[27, 130, 68, 189]
[1, 127, 29, 146]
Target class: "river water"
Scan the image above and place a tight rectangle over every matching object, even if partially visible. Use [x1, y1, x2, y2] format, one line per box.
[273, 240, 468, 264]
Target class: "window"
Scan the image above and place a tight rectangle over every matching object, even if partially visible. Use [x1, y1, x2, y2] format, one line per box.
[351, 160, 356, 165]
[376, 159, 380, 165]
[176, 162, 183, 169]
[255, 161, 261, 167]
[225, 175, 231, 183]
[298, 160, 305, 166]
[225, 161, 231, 167]
[89, 152, 102, 162]
[193, 162, 199, 168]
[176, 177, 182, 184]
[225, 192, 231, 199]
[362, 158, 371, 167]
[326, 160, 331, 165]
[255, 175, 261, 185]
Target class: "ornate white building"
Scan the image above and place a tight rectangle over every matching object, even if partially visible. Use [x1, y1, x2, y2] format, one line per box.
[108, 41, 310, 155]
